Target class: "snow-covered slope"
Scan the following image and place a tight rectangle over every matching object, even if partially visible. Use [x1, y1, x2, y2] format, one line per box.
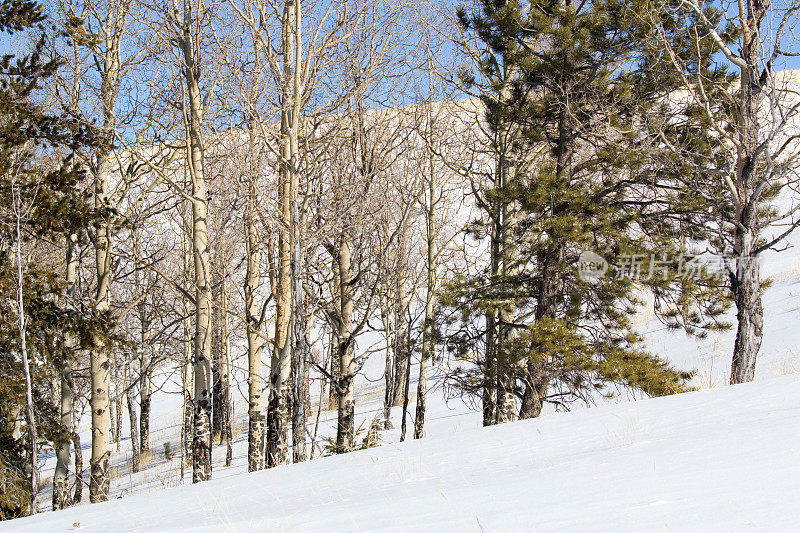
[8, 373, 800, 532]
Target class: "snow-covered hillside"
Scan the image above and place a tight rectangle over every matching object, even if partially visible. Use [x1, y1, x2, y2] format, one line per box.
[7, 373, 800, 531]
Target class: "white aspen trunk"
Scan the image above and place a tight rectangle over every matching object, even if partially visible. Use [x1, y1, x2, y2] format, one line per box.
[90, 148, 113, 502]
[9, 404, 21, 441]
[244, 141, 265, 471]
[496, 217, 518, 423]
[268, 0, 301, 467]
[479, 63, 518, 426]
[89, 20, 123, 500]
[53, 233, 77, 510]
[53, 362, 75, 510]
[14, 193, 38, 515]
[495, 75, 517, 424]
[180, 0, 213, 482]
[54, 62, 82, 510]
[335, 236, 355, 451]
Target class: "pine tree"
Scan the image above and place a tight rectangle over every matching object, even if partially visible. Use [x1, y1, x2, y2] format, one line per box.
[444, 0, 726, 418]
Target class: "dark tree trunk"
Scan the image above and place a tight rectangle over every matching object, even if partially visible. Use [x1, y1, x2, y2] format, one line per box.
[291, 358, 308, 463]
[382, 350, 395, 429]
[335, 337, 355, 452]
[192, 397, 212, 482]
[266, 386, 290, 466]
[182, 363, 193, 478]
[291, 311, 309, 463]
[519, 244, 562, 419]
[730, 251, 763, 384]
[391, 310, 409, 407]
[126, 362, 141, 473]
[381, 297, 395, 430]
[483, 313, 498, 426]
[518, 93, 572, 419]
[72, 432, 82, 504]
[139, 363, 151, 454]
[328, 336, 338, 410]
[109, 382, 117, 448]
[518, 363, 546, 419]
[729, 19, 767, 385]
[399, 334, 412, 442]
[212, 269, 224, 439]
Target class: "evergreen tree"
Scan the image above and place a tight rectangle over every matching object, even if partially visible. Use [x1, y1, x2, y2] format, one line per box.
[0, 0, 101, 516]
[444, 0, 727, 420]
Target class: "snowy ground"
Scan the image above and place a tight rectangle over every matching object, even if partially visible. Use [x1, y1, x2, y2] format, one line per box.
[7, 373, 800, 531]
